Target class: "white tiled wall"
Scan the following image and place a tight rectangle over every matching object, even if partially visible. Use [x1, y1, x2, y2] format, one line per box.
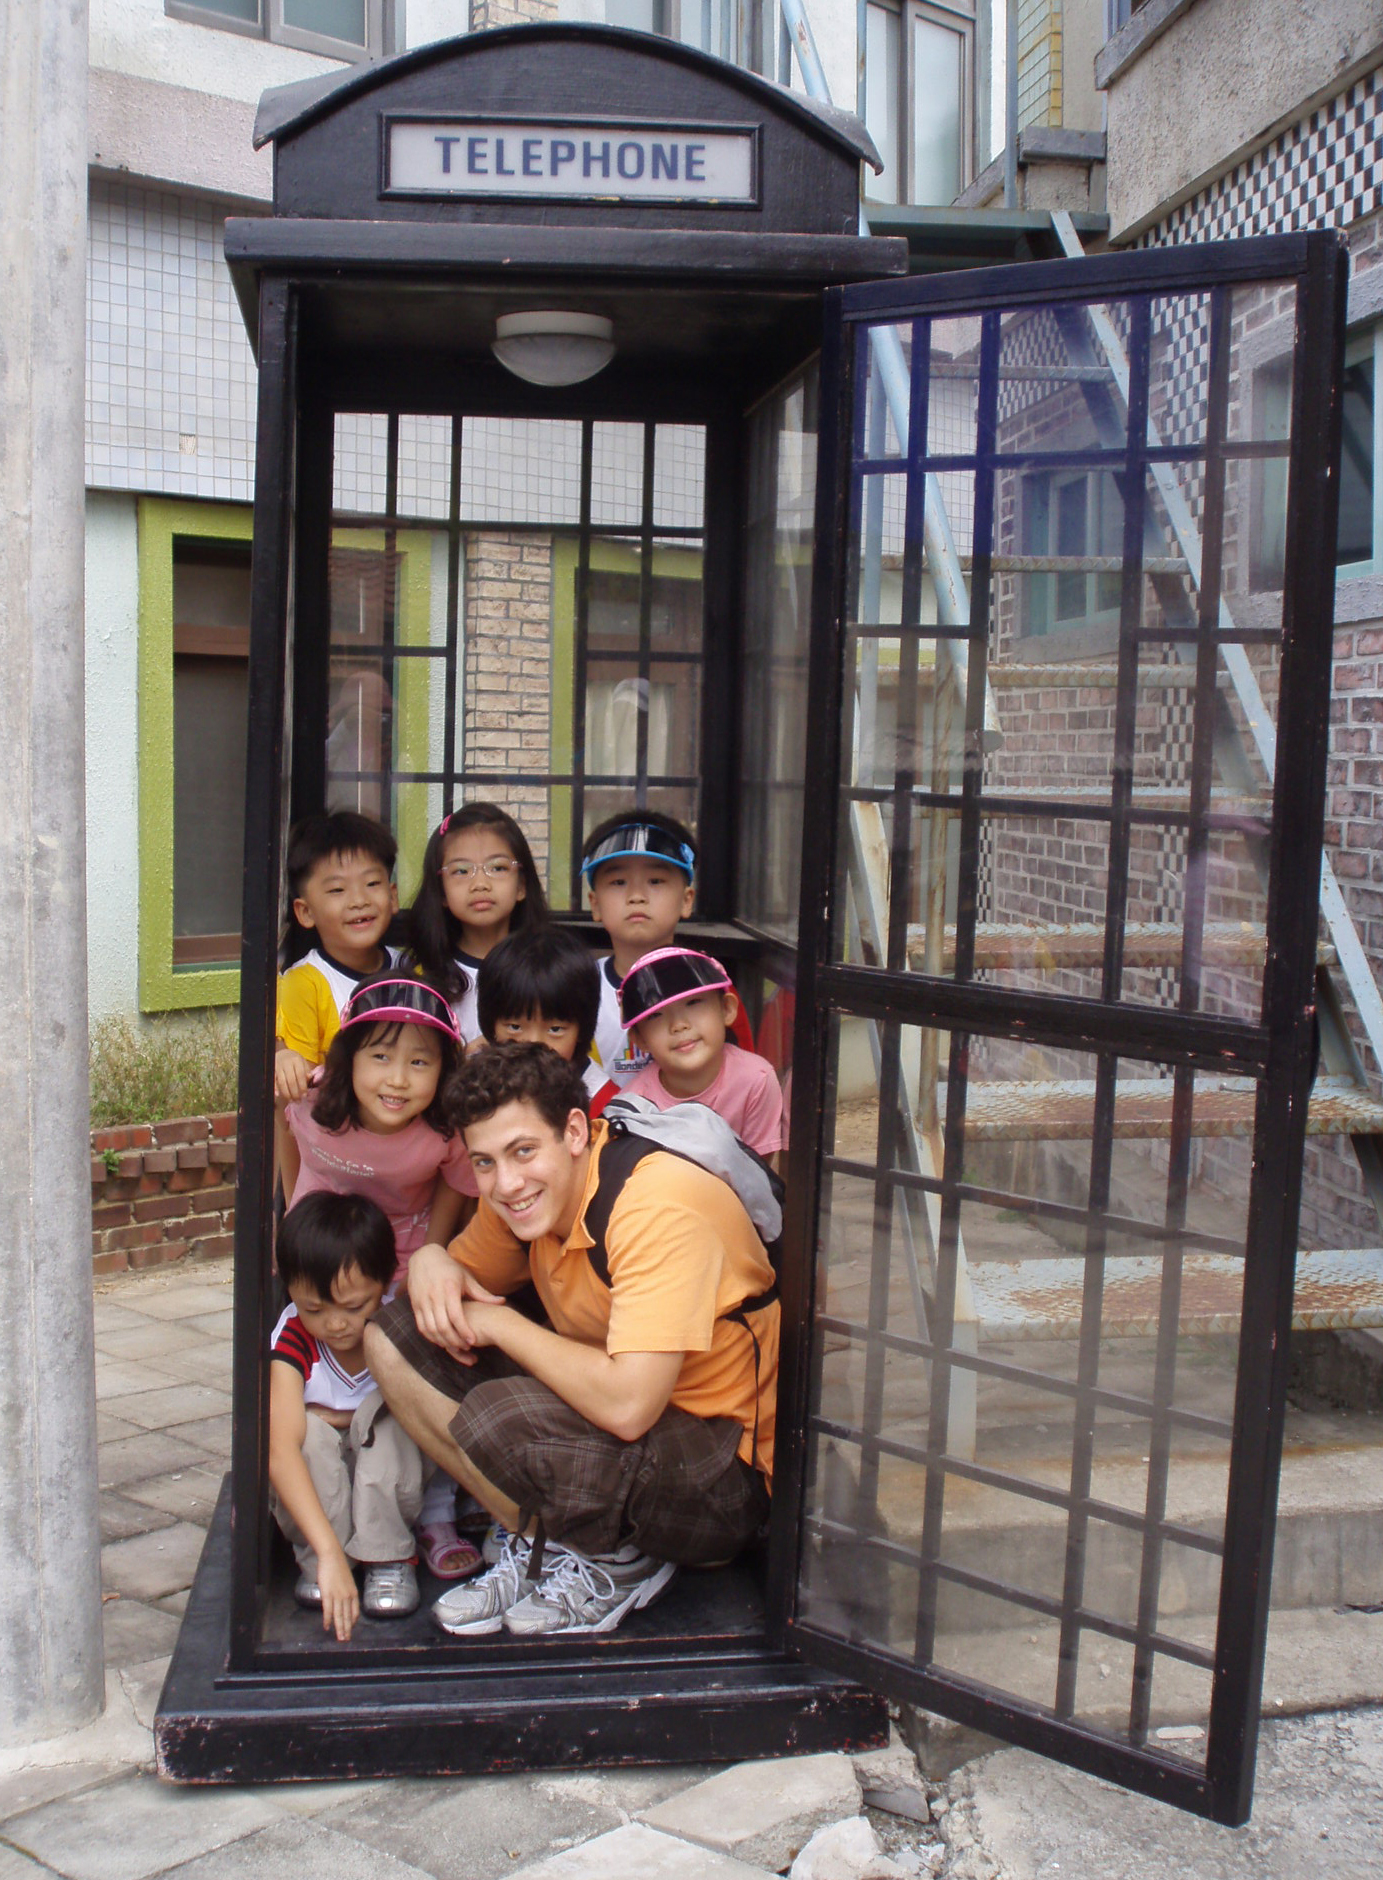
[86, 180, 259, 501]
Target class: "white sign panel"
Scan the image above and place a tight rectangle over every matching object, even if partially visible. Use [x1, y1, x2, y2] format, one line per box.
[386, 118, 758, 206]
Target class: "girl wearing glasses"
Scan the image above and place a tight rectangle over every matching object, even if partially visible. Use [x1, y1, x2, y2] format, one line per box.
[406, 803, 549, 1041]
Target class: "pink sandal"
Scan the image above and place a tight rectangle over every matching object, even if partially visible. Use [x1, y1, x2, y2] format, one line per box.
[416, 1523, 484, 1580]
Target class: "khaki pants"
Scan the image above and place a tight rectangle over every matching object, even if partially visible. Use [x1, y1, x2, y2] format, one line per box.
[271, 1389, 426, 1572]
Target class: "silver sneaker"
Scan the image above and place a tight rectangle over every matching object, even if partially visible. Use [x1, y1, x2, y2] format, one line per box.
[502, 1544, 676, 1637]
[432, 1530, 533, 1636]
[294, 1571, 323, 1610]
[362, 1560, 419, 1619]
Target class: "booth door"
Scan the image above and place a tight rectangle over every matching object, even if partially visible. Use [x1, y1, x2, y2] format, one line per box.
[775, 234, 1347, 1825]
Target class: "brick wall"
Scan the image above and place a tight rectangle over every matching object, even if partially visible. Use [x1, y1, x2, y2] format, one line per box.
[464, 529, 554, 878]
[90, 1115, 236, 1274]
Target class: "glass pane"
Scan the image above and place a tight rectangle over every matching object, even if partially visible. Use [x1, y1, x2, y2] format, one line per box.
[194, 0, 259, 19]
[592, 422, 645, 529]
[460, 418, 583, 524]
[911, 18, 962, 206]
[739, 368, 817, 942]
[333, 413, 388, 516]
[282, 0, 366, 43]
[801, 1014, 1260, 1761]
[864, 3, 901, 205]
[397, 415, 453, 522]
[653, 424, 705, 532]
[1336, 343, 1375, 566]
[173, 543, 250, 950]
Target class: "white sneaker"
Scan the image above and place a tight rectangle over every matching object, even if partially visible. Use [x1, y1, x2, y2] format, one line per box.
[502, 1543, 676, 1637]
[431, 1530, 533, 1636]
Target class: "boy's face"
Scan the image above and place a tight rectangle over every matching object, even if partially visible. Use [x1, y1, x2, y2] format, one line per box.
[633, 990, 736, 1094]
[463, 1100, 590, 1242]
[287, 1262, 387, 1357]
[588, 856, 694, 959]
[491, 1010, 582, 1062]
[293, 848, 397, 965]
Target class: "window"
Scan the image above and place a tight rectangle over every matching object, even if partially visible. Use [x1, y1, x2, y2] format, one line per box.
[577, 1, 787, 79]
[173, 543, 251, 967]
[138, 499, 254, 1011]
[1337, 326, 1380, 574]
[864, 0, 973, 207]
[1022, 468, 1125, 637]
[165, 0, 400, 62]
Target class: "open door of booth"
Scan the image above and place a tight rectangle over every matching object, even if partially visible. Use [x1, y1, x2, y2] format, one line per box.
[769, 232, 1347, 1826]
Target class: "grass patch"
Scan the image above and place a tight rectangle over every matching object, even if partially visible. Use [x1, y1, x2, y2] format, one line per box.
[90, 1014, 240, 1129]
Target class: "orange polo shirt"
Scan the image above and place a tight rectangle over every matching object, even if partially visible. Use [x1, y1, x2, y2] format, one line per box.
[446, 1121, 779, 1482]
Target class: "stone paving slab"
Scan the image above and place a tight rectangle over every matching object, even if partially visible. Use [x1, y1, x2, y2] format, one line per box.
[119, 1285, 234, 1323]
[640, 1753, 863, 1871]
[153, 1348, 233, 1388]
[0, 1765, 121, 1829]
[180, 1311, 234, 1339]
[3, 1775, 281, 1880]
[101, 1599, 182, 1670]
[96, 1431, 207, 1491]
[153, 1591, 191, 1618]
[95, 1322, 213, 1364]
[117, 1659, 171, 1735]
[316, 1771, 624, 1880]
[0, 1673, 151, 1785]
[122, 1466, 226, 1529]
[512, 1822, 781, 1878]
[95, 1412, 141, 1445]
[158, 1816, 437, 1880]
[92, 1301, 156, 1335]
[93, 1359, 178, 1402]
[175, 1414, 233, 1457]
[109, 1386, 232, 1434]
[99, 1492, 177, 1545]
[0, 1845, 55, 1877]
[101, 1523, 208, 1603]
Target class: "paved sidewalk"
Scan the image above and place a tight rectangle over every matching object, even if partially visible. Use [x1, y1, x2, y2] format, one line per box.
[0, 1263, 1379, 1879]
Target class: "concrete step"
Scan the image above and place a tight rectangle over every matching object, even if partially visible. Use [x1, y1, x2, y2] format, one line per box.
[938, 1074, 1383, 1142]
[905, 919, 1336, 973]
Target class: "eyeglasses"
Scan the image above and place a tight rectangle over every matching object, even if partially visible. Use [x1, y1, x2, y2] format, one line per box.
[439, 859, 518, 881]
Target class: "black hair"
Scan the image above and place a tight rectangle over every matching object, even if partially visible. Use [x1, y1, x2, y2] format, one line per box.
[311, 970, 458, 1136]
[477, 928, 601, 1060]
[280, 811, 397, 966]
[404, 802, 549, 1003]
[445, 1040, 590, 1138]
[277, 1189, 397, 1296]
[581, 808, 698, 872]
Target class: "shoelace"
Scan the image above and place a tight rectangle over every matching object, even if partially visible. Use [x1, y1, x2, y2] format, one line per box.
[529, 1548, 618, 1613]
[369, 1564, 413, 1596]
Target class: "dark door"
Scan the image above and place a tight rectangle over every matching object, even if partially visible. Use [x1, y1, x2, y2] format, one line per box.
[772, 233, 1348, 1824]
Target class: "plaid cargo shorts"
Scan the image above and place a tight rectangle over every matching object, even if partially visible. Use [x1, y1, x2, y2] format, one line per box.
[371, 1294, 770, 1564]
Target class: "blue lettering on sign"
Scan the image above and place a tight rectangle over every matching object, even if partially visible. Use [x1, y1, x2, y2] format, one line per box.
[651, 143, 678, 181]
[551, 137, 576, 173]
[583, 140, 611, 179]
[434, 135, 461, 174]
[616, 141, 645, 180]
[685, 143, 706, 181]
[495, 137, 515, 177]
[467, 136, 488, 175]
[522, 138, 542, 177]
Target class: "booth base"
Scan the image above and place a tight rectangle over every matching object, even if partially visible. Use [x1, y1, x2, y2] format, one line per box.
[156, 1484, 890, 1783]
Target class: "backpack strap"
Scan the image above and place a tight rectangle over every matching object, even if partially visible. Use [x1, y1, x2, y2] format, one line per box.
[582, 1123, 662, 1288]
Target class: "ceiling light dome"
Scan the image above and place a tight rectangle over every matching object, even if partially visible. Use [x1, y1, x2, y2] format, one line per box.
[492, 311, 616, 386]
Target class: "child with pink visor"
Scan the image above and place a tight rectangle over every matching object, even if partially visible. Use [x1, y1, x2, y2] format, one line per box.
[617, 947, 784, 1162]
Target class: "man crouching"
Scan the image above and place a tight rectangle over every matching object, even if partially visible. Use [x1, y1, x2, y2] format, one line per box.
[363, 1040, 777, 1637]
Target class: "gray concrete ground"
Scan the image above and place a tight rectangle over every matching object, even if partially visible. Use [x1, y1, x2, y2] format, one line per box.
[0, 1263, 1379, 1879]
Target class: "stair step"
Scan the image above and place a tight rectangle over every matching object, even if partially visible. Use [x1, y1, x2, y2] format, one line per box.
[940, 1074, 1383, 1141]
[966, 1247, 1383, 1341]
[906, 919, 1337, 972]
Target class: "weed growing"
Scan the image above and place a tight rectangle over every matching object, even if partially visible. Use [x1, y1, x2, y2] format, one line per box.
[90, 1014, 240, 1128]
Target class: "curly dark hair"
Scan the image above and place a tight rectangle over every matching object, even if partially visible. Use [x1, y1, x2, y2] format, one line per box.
[443, 1041, 590, 1138]
[403, 802, 549, 1004]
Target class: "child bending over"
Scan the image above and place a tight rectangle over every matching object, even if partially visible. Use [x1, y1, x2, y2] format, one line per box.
[476, 926, 618, 1116]
[276, 811, 400, 1103]
[269, 1190, 428, 1636]
[618, 946, 783, 1162]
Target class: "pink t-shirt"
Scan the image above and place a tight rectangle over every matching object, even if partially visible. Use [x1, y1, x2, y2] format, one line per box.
[286, 1099, 477, 1279]
[622, 1042, 784, 1157]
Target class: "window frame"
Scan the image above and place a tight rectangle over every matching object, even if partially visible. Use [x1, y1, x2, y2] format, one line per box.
[1016, 463, 1126, 652]
[138, 498, 254, 1013]
[164, 0, 398, 64]
[863, 0, 975, 209]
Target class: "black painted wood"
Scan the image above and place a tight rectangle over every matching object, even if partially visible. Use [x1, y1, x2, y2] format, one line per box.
[260, 26, 871, 236]
[155, 1485, 890, 1784]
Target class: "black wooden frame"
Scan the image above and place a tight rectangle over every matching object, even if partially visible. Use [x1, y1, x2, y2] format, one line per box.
[769, 232, 1348, 1827]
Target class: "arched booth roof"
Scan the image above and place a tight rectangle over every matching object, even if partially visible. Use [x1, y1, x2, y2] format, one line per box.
[225, 25, 905, 381]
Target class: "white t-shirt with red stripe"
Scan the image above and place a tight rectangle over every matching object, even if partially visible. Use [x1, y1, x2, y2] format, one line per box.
[270, 1305, 376, 1414]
